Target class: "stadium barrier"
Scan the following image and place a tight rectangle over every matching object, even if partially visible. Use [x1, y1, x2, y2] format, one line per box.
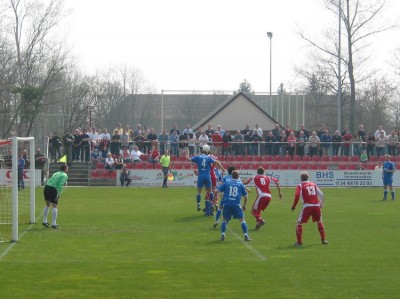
[110, 169, 394, 187]
[0, 169, 42, 186]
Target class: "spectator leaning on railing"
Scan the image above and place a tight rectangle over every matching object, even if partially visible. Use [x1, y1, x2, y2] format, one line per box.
[147, 128, 158, 154]
[233, 130, 244, 156]
[197, 131, 209, 154]
[320, 130, 332, 157]
[375, 131, 387, 158]
[342, 131, 353, 156]
[366, 132, 375, 157]
[169, 130, 179, 156]
[387, 130, 398, 156]
[158, 130, 169, 156]
[296, 131, 305, 156]
[307, 131, 320, 157]
[331, 130, 342, 156]
[278, 131, 288, 156]
[287, 132, 297, 157]
[120, 129, 130, 150]
[88, 127, 99, 151]
[50, 132, 62, 162]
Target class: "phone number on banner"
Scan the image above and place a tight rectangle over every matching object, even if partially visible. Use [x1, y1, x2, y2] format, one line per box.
[335, 179, 372, 186]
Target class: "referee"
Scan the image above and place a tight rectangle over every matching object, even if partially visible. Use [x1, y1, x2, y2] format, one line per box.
[42, 164, 69, 229]
[160, 150, 171, 188]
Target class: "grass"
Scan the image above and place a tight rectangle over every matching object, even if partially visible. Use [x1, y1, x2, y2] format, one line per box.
[0, 186, 399, 298]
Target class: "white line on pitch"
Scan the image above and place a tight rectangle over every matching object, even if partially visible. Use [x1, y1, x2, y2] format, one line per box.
[0, 213, 41, 261]
[227, 227, 267, 261]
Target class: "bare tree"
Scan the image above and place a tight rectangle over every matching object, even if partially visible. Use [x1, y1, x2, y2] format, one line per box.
[299, 0, 397, 132]
[357, 77, 395, 131]
[0, 33, 18, 138]
[6, 0, 71, 136]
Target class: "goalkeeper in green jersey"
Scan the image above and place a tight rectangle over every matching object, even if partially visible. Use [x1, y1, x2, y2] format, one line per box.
[42, 165, 69, 229]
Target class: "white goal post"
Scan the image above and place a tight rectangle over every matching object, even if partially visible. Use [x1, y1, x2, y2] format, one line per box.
[12, 137, 36, 241]
[0, 137, 36, 242]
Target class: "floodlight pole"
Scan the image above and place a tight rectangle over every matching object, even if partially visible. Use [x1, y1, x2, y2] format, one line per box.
[337, 0, 342, 132]
[161, 89, 164, 133]
[267, 32, 273, 118]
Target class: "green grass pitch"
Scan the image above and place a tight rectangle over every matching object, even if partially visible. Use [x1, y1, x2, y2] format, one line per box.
[0, 186, 399, 298]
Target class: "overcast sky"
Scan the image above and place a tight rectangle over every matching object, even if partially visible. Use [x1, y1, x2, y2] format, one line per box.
[64, 0, 400, 92]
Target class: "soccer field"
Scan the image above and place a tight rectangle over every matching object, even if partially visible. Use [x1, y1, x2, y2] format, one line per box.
[0, 186, 399, 298]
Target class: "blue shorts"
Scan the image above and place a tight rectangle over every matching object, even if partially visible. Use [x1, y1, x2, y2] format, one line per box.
[383, 176, 393, 186]
[197, 174, 212, 189]
[222, 204, 244, 220]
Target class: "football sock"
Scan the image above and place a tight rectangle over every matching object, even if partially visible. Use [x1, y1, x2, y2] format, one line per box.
[196, 194, 201, 204]
[51, 208, 58, 226]
[163, 178, 167, 186]
[391, 190, 395, 199]
[317, 222, 326, 240]
[205, 200, 211, 216]
[240, 220, 248, 234]
[43, 206, 49, 223]
[221, 221, 227, 234]
[251, 209, 261, 222]
[296, 224, 303, 243]
[384, 190, 388, 199]
[215, 209, 221, 222]
[209, 192, 214, 201]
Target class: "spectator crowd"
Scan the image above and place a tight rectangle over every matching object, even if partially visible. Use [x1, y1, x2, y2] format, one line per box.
[47, 122, 399, 169]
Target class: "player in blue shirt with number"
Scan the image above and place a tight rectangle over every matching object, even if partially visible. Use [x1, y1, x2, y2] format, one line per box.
[213, 165, 236, 228]
[382, 154, 395, 200]
[215, 170, 251, 241]
[186, 145, 224, 213]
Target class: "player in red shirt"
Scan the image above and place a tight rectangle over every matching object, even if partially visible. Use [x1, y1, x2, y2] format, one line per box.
[291, 172, 328, 246]
[244, 167, 283, 229]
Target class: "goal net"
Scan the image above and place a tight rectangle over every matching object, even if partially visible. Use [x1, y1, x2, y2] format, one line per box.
[0, 137, 36, 242]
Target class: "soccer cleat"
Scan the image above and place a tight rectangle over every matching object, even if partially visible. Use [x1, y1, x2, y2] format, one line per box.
[42, 222, 50, 228]
[322, 239, 328, 245]
[197, 206, 201, 211]
[244, 235, 252, 241]
[293, 242, 303, 246]
[382, 198, 387, 201]
[255, 220, 265, 230]
[51, 225, 60, 229]
[213, 221, 218, 228]
[220, 234, 225, 241]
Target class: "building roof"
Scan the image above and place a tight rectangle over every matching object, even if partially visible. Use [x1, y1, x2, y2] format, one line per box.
[192, 92, 282, 132]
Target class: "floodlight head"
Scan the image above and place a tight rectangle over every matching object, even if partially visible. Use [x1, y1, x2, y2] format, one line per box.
[267, 32, 273, 39]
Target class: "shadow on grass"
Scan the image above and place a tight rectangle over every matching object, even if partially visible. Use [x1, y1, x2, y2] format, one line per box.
[275, 243, 326, 250]
[372, 199, 396, 203]
[174, 214, 208, 223]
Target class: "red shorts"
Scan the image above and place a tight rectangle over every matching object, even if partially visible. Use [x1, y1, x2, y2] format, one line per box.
[297, 206, 322, 223]
[252, 196, 271, 211]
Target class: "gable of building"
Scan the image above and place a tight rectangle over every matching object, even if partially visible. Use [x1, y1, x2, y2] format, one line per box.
[192, 92, 282, 132]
